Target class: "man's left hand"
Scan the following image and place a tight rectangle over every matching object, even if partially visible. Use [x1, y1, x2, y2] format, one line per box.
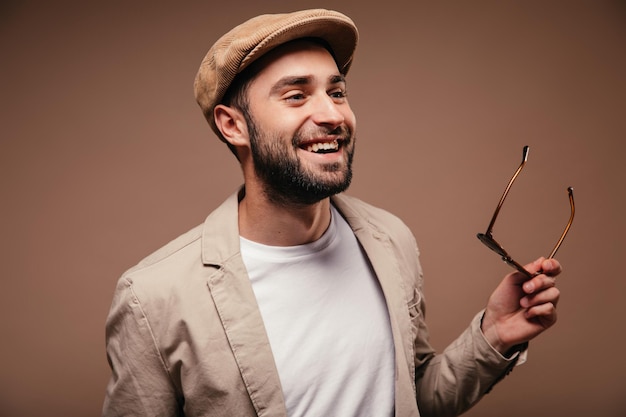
[481, 257, 562, 356]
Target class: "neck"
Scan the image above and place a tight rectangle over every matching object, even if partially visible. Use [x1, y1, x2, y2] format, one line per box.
[238, 185, 332, 246]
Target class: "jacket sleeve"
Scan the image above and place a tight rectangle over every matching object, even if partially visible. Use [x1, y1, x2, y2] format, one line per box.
[102, 276, 183, 417]
[390, 221, 525, 416]
[348, 196, 524, 417]
[413, 304, 525, 417]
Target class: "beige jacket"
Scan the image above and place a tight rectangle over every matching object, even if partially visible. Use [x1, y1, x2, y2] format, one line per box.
[103, 190, 521, 417]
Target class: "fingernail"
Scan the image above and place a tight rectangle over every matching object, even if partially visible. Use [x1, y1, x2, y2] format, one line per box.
[524, 282, 535, 293]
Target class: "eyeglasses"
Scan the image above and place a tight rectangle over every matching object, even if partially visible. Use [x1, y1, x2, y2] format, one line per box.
[477, 146, 575, 278]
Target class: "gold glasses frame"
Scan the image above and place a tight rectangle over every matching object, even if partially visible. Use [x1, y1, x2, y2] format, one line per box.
[477, 146, 575, 278]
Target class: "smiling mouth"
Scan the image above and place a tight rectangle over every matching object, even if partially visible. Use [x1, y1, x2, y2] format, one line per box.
[302, 139, 341, 154]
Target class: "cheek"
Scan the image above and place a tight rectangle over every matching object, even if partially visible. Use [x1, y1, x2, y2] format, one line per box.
[343, 108, 357, 131]
[255, 109, 303, 137]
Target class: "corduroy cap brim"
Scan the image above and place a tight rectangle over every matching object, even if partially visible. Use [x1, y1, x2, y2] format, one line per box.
[193, 9, 358, 140]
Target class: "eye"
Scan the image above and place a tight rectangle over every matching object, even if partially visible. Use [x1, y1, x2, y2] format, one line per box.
[329, 89, 347, 100]
[284, 91, 307, 102]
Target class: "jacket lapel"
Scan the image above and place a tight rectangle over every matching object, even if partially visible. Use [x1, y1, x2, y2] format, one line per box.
[332, 194, 420, 417]
[201, 190, 287, 417]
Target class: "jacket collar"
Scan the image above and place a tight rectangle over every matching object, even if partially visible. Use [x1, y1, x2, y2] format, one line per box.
[201, 187, 245, 266]
[200, 188, 372, 266]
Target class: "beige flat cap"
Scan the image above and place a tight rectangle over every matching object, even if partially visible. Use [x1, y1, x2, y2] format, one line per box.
[193, 9, 359, 139]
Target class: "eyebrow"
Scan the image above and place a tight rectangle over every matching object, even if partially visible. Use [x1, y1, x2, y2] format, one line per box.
[329, 74, 346, 85]
[269, 74, 346, 95]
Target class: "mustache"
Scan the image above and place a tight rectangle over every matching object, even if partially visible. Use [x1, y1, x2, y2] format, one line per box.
[292, 125, 353, 146]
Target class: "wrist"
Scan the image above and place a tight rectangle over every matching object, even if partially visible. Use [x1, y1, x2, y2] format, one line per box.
[480, 312, 513, 355]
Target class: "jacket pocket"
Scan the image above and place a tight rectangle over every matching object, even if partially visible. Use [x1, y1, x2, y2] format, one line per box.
[407, 287, 422, 332]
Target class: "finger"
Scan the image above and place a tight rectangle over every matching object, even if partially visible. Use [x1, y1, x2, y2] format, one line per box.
[524, 301, 558, 327]
[521, 286, 561, 309]
[520, 257, 547, 277]
[540, 258, 563, 277]
[508, 258, 545, 285]
[522, 272, 557, 295]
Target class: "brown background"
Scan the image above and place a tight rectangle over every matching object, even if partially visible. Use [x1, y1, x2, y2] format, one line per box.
[1, 1, 624, 416]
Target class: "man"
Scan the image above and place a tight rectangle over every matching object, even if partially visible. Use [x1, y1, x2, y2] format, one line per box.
[103, 9, 562, 417]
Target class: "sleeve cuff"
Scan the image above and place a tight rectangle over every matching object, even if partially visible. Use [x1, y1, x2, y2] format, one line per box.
[474, 310, 528, 367]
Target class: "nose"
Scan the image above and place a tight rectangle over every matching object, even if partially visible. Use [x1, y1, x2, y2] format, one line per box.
[310, 94, 346, 128]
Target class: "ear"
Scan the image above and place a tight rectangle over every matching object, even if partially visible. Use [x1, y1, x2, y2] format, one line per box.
[214, 104, 249, 147]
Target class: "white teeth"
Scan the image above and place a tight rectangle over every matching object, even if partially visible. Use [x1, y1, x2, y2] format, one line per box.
[305, 140, 339, 153]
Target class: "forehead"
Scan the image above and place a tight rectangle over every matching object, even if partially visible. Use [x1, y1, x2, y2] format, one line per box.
[248, 39, 342, 84]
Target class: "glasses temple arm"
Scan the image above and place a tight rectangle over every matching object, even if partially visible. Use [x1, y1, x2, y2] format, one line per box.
[548, 187, 575, 259]
[485, 146, 530, 234]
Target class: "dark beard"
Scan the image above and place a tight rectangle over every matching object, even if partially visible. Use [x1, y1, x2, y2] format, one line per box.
[247, 118, 354, 206]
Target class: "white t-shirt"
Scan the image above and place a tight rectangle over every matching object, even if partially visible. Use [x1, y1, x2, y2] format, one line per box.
[240, 206, 395, 417]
